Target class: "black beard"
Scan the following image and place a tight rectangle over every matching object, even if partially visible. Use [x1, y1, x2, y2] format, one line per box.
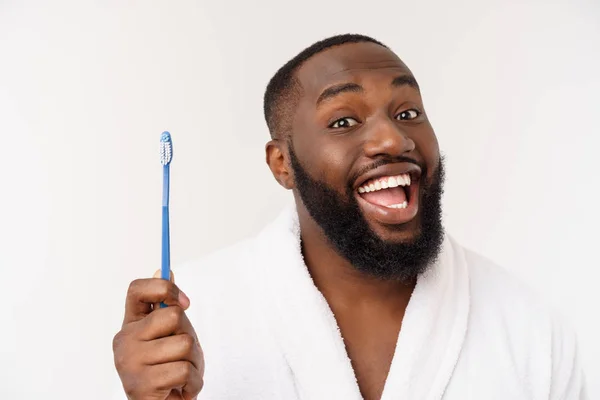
[289, 143, 445, 282]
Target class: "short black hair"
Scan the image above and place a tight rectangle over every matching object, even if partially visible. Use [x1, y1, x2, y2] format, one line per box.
[263, 33, 388, 139]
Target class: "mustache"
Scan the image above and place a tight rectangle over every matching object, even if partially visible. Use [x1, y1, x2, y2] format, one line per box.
[348, 155, 423, 188]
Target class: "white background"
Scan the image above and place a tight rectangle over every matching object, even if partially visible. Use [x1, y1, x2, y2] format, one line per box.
[1, 0, 598, 398]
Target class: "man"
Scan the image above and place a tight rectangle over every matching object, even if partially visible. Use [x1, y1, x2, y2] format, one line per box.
[112, 34, 587, 399]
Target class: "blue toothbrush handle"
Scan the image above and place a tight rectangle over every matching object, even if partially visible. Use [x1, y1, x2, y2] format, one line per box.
[161, 205, 170, 278]
[159, 205, 170, 308]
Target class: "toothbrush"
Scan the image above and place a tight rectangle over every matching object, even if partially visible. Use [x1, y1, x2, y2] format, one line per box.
[159, 131, 173, 307]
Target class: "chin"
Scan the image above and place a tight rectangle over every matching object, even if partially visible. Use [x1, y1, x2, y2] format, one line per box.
[366, 215, 423, 244]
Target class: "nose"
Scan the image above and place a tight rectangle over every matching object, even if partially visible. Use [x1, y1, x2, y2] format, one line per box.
[362, 116, 416, 158]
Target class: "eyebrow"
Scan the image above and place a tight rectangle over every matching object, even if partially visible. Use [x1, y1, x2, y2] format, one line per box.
[315, 74, 420, 107]
[392, 75, 420, 91]
[316, 83, 363, 106]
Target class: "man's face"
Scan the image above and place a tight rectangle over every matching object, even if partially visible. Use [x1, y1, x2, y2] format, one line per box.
[281, 42, 444, 279]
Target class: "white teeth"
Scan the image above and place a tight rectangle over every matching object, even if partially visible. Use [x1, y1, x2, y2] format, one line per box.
[385, 201, 408, 209]
[358, 174, 412, 193]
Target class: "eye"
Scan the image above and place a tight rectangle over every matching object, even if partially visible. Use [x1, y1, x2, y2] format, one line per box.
[329, 117, 359, 129]
[396, 109, 420, 121]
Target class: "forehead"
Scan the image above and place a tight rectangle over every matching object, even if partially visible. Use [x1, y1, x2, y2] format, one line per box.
[295, 42, 413, 98]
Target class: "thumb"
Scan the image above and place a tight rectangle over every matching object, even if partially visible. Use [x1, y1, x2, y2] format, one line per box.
[153, 269, 175, 282]
[152, 269, 177, 311]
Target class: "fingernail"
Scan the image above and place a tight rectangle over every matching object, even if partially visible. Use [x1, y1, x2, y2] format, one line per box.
[153, 270, 174, 281]
[178, 290, 190, 309]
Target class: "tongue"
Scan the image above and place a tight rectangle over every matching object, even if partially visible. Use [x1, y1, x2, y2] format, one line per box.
[360, 186, 407, 206]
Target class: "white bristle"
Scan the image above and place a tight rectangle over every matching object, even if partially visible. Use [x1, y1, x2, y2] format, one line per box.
[160, 140, 172, 165]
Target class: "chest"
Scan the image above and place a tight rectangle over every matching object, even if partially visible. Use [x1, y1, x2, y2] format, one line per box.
[338, 313, 403, 400]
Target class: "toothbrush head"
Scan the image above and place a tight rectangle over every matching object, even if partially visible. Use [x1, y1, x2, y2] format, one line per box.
[160, 131, 173, 166]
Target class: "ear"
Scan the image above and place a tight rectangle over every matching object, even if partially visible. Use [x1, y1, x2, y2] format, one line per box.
[265, 139, 294, 190]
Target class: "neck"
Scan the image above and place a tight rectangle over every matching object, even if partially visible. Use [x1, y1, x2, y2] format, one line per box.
[296, 205, 416, 312]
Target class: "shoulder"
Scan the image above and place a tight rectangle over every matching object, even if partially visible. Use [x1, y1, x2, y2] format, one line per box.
[171, 237, 256, 297]
[451, 238, 587, 398]
[169, 236, 264, 340]
[449, 238, 555, 350]
[454, 239, 550, 317]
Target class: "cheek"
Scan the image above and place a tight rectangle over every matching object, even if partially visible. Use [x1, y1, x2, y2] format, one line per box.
[291, 107, 356, 190]
[299, 138, 355, 190]
[412, 124, 439, 170]
[317, 142, 353, 183]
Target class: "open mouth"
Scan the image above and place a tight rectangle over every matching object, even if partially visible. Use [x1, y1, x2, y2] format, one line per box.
[358, 173, 413, 209]
[354, 168, 421, 225]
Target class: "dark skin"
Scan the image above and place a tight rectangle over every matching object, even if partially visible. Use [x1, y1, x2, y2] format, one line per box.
[113, 42, 439, 400]
[113, 271, 204, 400]
[266, 42, 440, 400]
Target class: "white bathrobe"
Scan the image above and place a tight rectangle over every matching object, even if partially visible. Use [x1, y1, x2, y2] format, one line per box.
[113, 204, 587, 399]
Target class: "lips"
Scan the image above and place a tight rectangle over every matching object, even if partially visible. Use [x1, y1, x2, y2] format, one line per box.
[353, 163, 422, 225]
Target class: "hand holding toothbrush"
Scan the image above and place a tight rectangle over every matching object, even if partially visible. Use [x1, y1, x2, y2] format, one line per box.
[113, 273, 204, 399]
[113, 132, 204, 399]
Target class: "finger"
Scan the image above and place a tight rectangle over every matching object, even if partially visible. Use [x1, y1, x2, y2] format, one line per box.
[138, 305, 196, 341]
[148, 361, 203, 397]
[182, 370, 204, 400]
[153, 269, 175, 282]
[142, 333, 203, 370]
[124, 279, 190, 325]
[152, 269, 176, 310]
[165, 390, 185, 400]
